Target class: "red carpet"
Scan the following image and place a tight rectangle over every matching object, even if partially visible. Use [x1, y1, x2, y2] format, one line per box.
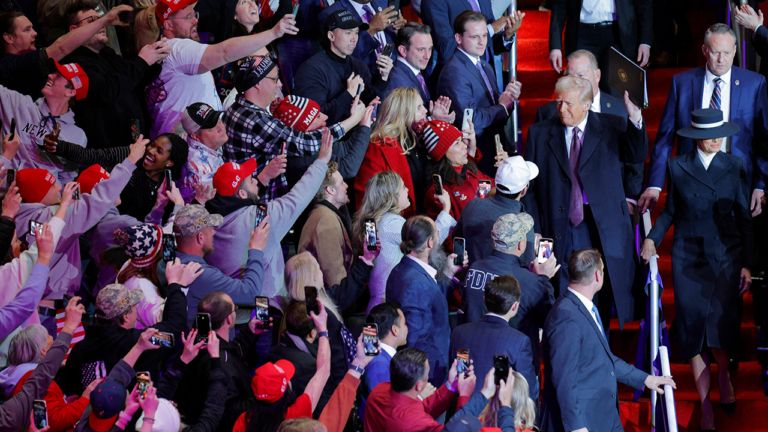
[515, 4, 768, 431]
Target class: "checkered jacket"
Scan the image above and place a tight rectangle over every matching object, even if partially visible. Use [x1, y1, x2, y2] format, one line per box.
[222, 95, 345, 201]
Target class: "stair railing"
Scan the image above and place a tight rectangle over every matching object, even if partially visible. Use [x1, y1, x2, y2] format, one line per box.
[507, 0, 519, 151]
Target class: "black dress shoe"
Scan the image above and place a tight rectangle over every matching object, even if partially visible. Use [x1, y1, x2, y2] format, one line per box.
[721, 399, 737, 415]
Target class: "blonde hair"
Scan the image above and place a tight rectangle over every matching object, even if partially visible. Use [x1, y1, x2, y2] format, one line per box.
[371, 88, 422, 154]
[285, 252, 342, 321]
[278, 418, 328, 432]
[480, 371, 537, 431]
[7, 324, 49, 366]
[555, 75, 593, 105]
[352, 171, 404, 252]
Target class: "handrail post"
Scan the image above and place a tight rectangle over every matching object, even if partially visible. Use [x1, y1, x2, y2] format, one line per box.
[660, 346, 679, 432]
[643, 211, 659, 428]
[508, 0, 519, 152]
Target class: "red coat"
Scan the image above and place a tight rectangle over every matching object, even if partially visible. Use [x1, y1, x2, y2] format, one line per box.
[354, 137, 418, 219]
[13, 370, 89, 432]
[424, 154, 494, 222]
[363, 382, 468, 432]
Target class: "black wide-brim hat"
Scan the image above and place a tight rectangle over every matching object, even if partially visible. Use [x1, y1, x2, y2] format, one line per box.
[676, 108, 740, 139]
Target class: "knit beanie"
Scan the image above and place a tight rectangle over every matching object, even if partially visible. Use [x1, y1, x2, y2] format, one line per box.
[16, 169, 56, 203]
[77, 165, 110, 194]
[270, 96, 322, 132]
[413, 119, 463, 161]
[233, 54, 278, 93]
[113, 224, 163, 268]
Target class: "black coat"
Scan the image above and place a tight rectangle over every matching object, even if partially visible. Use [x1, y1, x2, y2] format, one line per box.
[522, 111, 648, 326]
[647, 151, 754, 359]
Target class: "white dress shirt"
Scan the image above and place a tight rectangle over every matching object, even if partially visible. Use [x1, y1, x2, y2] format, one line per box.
[591, 91, 601, 113]
[580, 0, 615, 23]
[379, 341, 397, 358]
[697, 148, 717, 170]
[565, 115, 589, 158]
[397, 56, 421, 76]
[702, 67, 732, 152]
[407, 255, 438, 282]
[567, 287, 602, 330]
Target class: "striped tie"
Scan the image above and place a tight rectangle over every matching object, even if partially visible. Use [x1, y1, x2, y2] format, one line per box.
[476, 61, 495, 103]
[710, 77, 722, 110]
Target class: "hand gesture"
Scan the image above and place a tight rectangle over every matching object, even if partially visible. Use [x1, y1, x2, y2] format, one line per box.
[390, 10, 407, 31]
[360, 98, 380, 128]
[456, 364, 477, 397]
[362, 238, 381, 264]
[207, 330, 221, 358]
[272, 14, 299, 38]
[739, 267, 752, 296]
[418, 382, 437, 399]
[368, 6, 398, 33]
[62, 296, 85, 335]
[3, 131, 20, 161]
[43, 123, 61, 154]
[353, 332, 375, 367]
[165, 258, 185, 285]
[28, 411, 50, 432]
[139, 39, 171, 65]
[127, 135, 149, 164]
[445, 250, 468, 277]
[624, 91, 642, 124]
[376, 54, 394, 81]
[497, 368, 515, 407]
[491, 15, 508, 34]
[138, 383, 159, 416]
[550, 49, 563, 73]
[346, 73, 364, 97]
[136, 328, 161, 353]
[194, 182, 216, 206]
[179, 261, 204, 286]
[644, 374, 676, 395]
[104, 4, 132, 26]
[35, 223, 55, 265]
[735, 4, 764, 32]
[165, 180, 185, 207]
[1, 181, 21, 218]
[479, 367, 497, 400]
[180, 329, 206, 364]
[636, 44, 650, 68]
[462, 118, 477, 155]
[430, 96, 456, 123]
[259, 154, 287, 183]
[435, 188, 451, 214]
[638, 188, 659, 214]
[640, 239, 657, 265]
[58, 182, 78, 214]
[498, 89, 516, 110]
[505, 77, 522, 100]
[504, 11, 525, 39]
[124, 386, 142, 416]
[318, 129, 334, 163]
[309, 298, 329, 332]
[249, 214, 271, 251]
[82, 377, 106, 399]
[248, 314, 272, 335]
[532, 253, 560, 279]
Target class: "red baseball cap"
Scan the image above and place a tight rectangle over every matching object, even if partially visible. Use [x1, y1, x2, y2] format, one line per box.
[155, 0, 198, 26]
[252, 360, 296, 403]
[212, 158, 258, 197]
[16, 169, 57, 203]
[77, 164, 110, 194]
[53, 60, 89, 101]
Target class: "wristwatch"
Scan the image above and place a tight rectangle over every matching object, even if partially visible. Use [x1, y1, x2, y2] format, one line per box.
[349, 364, 365, 375]
[317, 331, 329, 339]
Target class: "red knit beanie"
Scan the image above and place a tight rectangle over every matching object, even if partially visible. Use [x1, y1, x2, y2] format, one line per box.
[17, 169, 56, 203]
[414, 119, 463, 161]
[77, 164, 110, 194]
[271, 96, 322, 132]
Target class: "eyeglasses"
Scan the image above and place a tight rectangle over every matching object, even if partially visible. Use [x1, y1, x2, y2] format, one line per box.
[75, 15, 99, 26]
[262, 76, 280, 83]
[169, 11, 199, 21]
[231, 305, 239, 314]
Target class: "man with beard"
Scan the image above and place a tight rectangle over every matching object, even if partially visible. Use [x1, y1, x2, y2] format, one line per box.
[205, 131, 333, 298]
[173, 204, 270, 326]
[386, 215, 468, 386]
[61, 3, 170, 149]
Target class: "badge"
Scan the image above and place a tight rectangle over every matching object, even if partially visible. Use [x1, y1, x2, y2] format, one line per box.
[735, 80, 740, 86]
[606, 103, 611, 108]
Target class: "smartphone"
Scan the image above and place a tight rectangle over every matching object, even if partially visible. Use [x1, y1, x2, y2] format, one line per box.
[292, 3, 299, 16]
[364, 219, 377, 251]
[33, 400, 48, 429]
[387, 0, 400, 12]
[478, 180, 491, 198]
[362, 324, 380, 356]
[72, 189, 80, 200]
[195, 313, 211, 345]
[149, 331, 175, 348]
[254, 203, 268, 227]
[118, 10, 135, 23]
[356, 83, 363, 97]
[164, 169, 173, 191]
[304, 286, 319, 316]
[461, 108, 473, 134]
[9, 118, 16, 141]
[162, 233, 177, 263]
[432, 174, 443, 196]
[381, 43, 394, 57]
[457, 349, 470, 377]
[6, 168, 14, 186]
[136, 372, 150, 399]
[453, 237, 465, 266]
[537, 238, 553, 264]
[254, 296, 270, 330]
[29, 220, 43, 236]
[493, 354, 509, 385]
[281, 142, 286, 155]
[495, 134, 504, 155]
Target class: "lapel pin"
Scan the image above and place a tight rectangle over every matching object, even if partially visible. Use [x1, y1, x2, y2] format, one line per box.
[735, 80, 740, 86]
[606, 103, 611, 108]
[377, 6, 382, 11]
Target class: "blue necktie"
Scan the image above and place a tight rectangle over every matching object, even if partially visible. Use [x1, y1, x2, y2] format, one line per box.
[591, 305, 606, 341]
[710, 77, 722, 110]
[475, 61, 495, 103]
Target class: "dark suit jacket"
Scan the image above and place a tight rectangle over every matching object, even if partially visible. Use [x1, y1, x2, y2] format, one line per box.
[648, 66, 768, 191]
[754, 25, 768, 82]
[540, 290, 648, 432]
[386, 256, 456, 386]
[362, 348, 393, 398]
[383, 58, 431, 106]
[548, 0, 653, 60]
[535, 91, 644, 200]
[522, 111, 648, 326]
[437, 51, 510, 174]
[449, 315, 539, 402]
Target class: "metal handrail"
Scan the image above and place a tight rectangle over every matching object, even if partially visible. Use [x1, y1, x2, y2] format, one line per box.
[508, 0, 519, 151]
[660, 346, 679, 432]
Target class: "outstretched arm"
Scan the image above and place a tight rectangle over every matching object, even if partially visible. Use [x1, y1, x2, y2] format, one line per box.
[46, 5, 132, 61]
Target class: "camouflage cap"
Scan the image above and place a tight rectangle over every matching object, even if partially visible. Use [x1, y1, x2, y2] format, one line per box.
[492, 212, 534, 250]
[96, 284, 145, 319]
[173, 204, 223, 236]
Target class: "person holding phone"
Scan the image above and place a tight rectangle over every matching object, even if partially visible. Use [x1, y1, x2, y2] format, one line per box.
[361, 302, 410, 404]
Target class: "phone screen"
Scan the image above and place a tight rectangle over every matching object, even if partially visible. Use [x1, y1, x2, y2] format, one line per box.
[457, 349, 470, 377]
[162, 233, 177, 263]
[304, 286, 319, 316]
[493, 355, 509, 385]
[292, 3, 299, 15]
[365, 219, 377, 251]
[6, 168, 14, 186]
[453, 237, 465, 266]
[363, 325, 380, 356]
[33, 400, 47, 429]
[461, 108, 473, 133]
[195, 313, 211, 345]
[255, 204, 267, 227]
[537, 239, 553, 264]
[478, 180, 491, 198]
[149, 332, 175, 348]
[432, 174, 443, 196]
[136, 372, 150, 399]
[9, 118, 16, 140]
[356, 83, 363, 97]
[254, 296, 270, 330]
[29, 220, 43, 236]
[164, 169, 173, 191]
[72, 189, 80, 200]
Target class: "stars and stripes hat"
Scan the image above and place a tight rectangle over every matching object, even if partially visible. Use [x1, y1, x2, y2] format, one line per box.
[270, 96, 322, 132]
[413, 119, 463, 161]
[113, 224, 163, 268]
[76, 164, 110, 195]
[213, 158, 259, 196]
[233, 53, 278, 93]
[16, 169, 57, 203]
[252, 360, 296, 403]
[89, 379, 127, 432]
[95, 284, 144, 320]
[51, 60, 90, 101]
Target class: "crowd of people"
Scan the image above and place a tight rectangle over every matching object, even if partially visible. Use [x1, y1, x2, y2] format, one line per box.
[0, 0, 763, 430]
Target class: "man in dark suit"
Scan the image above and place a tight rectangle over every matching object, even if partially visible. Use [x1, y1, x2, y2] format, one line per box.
[436, 11, 521, 175]
[522, 75, 648, 330]
[386, 215, 467, 386]
[451, 271, 540, 401]
[638, 23, 768, 218]
[362, 302, 410, 399]
[541, 249, 674, 432]
[548, 0, 652, 76]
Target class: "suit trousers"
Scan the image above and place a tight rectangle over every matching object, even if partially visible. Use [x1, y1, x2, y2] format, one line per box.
[577, 22, 623, 95]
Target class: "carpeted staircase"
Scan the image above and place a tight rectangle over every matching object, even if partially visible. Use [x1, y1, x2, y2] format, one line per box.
[514, 3, 768, 431]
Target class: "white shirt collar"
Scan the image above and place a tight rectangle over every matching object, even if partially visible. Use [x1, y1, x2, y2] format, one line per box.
[567, 287, 595, 311]
[591, 91, 601, 113]
[458, 48, 480, 66]
[705, 66, 731, 87]
[566, 114, 589, 136]
[379, 342, 397, 357]
[697, 148, 717, 169]
[407, 255, 438, 281]
[397, 56, 422, 76]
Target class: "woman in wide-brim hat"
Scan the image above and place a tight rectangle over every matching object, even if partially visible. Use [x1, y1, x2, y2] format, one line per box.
[641, 108, 753, 431]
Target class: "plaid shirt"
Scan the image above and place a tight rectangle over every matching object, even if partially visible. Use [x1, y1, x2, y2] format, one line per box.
[222, 95, 345, 201]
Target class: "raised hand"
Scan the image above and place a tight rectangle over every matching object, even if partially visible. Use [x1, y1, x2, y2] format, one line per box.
[368, 6, 398, 34]
[346, 73, 364, 97]
[3, 131, 20, 161]
[249, 215, 271, 251]
[360, 98, 380, 128]
[35, 223, 55, 266]
[318, 129, 334, 163]
[258, 154, 287, 184]
[376, 54, 394, 81]
[194, 182, 216, 206]
[504, 11, 525, 39]
[127, 135, 149, 164]
[180, 329, 206, 363]
[62, 296, 86, 335]
[272, 14, 299, 38]
[1, 181, 21, 219]
[104, 4, 133, 27]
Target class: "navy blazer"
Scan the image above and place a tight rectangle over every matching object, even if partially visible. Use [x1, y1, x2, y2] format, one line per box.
[383, 58, 431, 106]
[362, 348, 392, 398]
[437, 51, 510, 174]
[540, 290, 648, 432]
[449, 315, 539, 402]
[385, 256, 455, 386]
[648, 66, 768, 191]
[317, 0, 396, 73]
[522, 111, 648, 326]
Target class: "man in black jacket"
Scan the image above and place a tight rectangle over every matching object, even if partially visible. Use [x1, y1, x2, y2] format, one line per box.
[61, 3, 170, 147]
[174, 290, 270, 432]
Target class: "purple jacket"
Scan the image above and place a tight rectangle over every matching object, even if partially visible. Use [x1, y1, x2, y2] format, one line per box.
[0, 263, 50, 340]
